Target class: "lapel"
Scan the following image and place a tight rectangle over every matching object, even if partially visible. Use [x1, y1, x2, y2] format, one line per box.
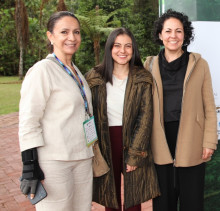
[122, 68, 135, 127]
[151, 56, 164, 119]
[183, 53, 196, 88]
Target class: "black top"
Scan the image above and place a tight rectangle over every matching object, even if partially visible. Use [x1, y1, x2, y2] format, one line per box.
[159, 49, 189, 122]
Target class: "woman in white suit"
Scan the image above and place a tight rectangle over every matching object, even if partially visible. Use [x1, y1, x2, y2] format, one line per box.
[19, 11, 93, 211]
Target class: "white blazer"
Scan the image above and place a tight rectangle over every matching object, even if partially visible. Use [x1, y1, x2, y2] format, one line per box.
[19, 54, 94, 161]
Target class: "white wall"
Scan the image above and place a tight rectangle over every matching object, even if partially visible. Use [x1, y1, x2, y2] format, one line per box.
[188, 21, 220, 137]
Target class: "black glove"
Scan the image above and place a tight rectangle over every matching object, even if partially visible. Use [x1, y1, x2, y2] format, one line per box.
[20, 148, 44, 195]
[20, 178, 38, 195]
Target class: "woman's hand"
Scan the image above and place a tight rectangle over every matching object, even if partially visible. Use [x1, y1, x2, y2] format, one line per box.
[126, 164, 137, 172]
[202, 148, 214, 160]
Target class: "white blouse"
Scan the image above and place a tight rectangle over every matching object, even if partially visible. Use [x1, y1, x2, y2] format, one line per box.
[106, 75, 128, 126]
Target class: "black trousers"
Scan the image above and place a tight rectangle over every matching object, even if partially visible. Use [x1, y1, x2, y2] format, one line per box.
[153, 163, 206, 211]
[153, 121, 206, 211]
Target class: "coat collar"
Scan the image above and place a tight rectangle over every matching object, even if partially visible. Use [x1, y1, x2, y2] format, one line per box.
[144, 52, 202, 91]
[183, 53, 201, 87]
[144, 52, 201, 125]
[86, 66, 153, 140]
[130, 66, 152, 84]
[86, 66, 152, 88]
[85, 70, 105, 88]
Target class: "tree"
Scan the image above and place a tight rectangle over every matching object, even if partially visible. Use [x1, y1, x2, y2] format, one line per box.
[127, 0, 159, 58]
[0, 6, 18, 76]
[57, 0, 67, 11]
[15, 0, 29, 79]
[40, 0, 50, 28]
[0, 0, 160, 76]
[77, 6, 120, 65]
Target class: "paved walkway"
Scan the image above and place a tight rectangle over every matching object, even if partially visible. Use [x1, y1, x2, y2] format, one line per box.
[0, 113, 152, 211]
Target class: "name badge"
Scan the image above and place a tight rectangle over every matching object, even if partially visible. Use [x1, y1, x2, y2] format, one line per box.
[83, 116, 98, 147]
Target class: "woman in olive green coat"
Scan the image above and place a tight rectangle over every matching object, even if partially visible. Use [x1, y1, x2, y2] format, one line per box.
[86, 28, 160, 210]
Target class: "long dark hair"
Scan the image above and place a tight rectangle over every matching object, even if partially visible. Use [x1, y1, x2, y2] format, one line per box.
[95, 27, 143, 84]
[47, 11, 80, 53]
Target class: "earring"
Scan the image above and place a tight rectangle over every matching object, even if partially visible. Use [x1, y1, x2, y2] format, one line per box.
[51, 41, 53, 45]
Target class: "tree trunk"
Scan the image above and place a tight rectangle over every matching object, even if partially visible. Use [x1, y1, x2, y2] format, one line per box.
[94, 38, 100, 65]
[16, 0, 24, 80]
[15, 0, 28, 79]
[150, 0, 159, 11]
[19, 42, 23, 80]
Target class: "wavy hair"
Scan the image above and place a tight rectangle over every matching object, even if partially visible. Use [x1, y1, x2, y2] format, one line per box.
[153, 9, 194, 47]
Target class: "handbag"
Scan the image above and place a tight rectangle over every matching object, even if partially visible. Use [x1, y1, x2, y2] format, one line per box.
[92, 141, 110, 177]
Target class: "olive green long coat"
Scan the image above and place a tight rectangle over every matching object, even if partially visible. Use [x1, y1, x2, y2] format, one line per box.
[86, 66, 160, 209]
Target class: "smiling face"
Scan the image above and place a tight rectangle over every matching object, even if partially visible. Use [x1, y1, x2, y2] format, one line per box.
[47, 16, 81, 58]
[159, 17, 184, 54]
[111, 34, 133, 67]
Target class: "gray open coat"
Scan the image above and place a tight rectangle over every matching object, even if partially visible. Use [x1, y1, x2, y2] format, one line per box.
[86, 66, 160, 209]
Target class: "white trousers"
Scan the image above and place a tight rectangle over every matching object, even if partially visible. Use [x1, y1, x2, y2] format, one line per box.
[36, 158, 93, 211]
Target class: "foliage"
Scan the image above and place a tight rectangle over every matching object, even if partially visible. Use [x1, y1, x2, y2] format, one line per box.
[127, 0, 159, 59]
[15, 0, 29, 49]
[15, 0, 29, 79]
[204, 145, 220, 210]
[77, 7, 121, 65]
[0, 7, 19, 76]
[0, 0, 160, 76]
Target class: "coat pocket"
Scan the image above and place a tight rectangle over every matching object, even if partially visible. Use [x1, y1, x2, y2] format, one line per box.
[196, 113, 204, 131]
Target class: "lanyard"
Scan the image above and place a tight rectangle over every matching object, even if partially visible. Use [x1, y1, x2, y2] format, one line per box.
[53, 53, 91, 117]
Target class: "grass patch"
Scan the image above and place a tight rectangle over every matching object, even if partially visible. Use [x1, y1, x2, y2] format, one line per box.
[0, 77, 22, 115]
[0, 76, 22, 84]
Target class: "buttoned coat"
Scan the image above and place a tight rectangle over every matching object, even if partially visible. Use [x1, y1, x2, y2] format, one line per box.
[86, 66, 160, 209]
[144, 52, 218, 167]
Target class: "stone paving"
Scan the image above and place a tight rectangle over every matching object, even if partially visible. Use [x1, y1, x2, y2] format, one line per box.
[0, 112, 152, 211]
